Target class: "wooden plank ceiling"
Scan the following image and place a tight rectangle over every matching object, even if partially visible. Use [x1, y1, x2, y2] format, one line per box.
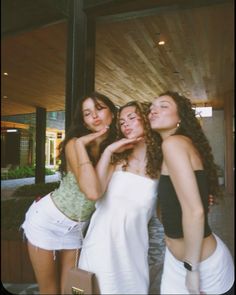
[1, 1, 234, 116]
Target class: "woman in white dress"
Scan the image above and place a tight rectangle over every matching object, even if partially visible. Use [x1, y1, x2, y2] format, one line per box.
[79, 101, 161, 294]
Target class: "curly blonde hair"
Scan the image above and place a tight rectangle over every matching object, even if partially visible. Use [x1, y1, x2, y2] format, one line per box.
[112, 101, 162, 179]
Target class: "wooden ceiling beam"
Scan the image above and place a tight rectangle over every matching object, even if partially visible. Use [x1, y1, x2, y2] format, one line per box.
[84, 0, 233, 18]
[2, 0, 233, 38]
[1, 0, 68, 38]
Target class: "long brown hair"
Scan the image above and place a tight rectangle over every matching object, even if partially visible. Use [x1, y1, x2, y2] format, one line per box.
[158, 91, 221, 199]
[112, 101, 161, 179]
[58, 91, 117, 175]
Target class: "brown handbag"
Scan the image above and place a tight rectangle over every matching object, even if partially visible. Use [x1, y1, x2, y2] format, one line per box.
[64, 265, 100, 294]
[64, 203, 100, 295]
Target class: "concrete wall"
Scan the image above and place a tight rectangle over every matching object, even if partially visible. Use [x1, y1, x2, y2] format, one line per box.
[201, 110, 225, 172]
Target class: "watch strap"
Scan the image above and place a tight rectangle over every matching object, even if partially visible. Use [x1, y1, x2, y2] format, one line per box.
[183, 261, 198, 271]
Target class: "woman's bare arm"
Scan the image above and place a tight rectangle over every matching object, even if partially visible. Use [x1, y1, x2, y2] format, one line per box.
[162, 135, 204, 292]
[65, 128, 109, 200]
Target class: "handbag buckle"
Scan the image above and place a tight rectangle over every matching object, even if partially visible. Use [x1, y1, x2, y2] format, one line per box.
[71, 286, 84, 295]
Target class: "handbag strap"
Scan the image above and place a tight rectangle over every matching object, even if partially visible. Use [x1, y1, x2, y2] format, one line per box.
[75, 248, 79, 267]
[74, 197, 85, 267]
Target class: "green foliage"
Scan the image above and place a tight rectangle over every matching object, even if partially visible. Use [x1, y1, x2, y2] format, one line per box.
[1, 165, 56, 180]
[45, 167, 56, 175]
[8, 166, 34, 179]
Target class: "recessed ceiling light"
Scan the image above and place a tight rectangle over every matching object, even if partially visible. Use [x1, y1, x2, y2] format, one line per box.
[3, 95, 8, 99]
[3, 72, 8, 76]
[7, 129, 18, 133]
[158, 41, 165, 45]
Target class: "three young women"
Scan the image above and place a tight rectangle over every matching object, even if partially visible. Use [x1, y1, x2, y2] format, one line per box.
[21, 92, 117, 294]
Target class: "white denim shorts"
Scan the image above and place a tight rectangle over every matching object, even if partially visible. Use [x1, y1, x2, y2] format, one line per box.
[161, 233, 234, 294]
[21, 193, 89, 250]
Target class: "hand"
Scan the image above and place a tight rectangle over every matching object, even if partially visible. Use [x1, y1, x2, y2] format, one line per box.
[75, 127, 109, 146]
[185, 270, 200, 294]
[107, 137, 143, 154]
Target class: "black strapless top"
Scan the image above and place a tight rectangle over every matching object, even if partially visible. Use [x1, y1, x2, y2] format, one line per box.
[158, 170, 212, 239]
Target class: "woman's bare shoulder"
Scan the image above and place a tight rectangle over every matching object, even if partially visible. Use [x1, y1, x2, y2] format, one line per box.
[162, 135, 192, 150]
[65, 138, 77, 152]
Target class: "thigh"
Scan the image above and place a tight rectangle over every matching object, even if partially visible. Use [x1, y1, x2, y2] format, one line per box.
[60, 249, 80, 294]
[27, 241, 59, 294]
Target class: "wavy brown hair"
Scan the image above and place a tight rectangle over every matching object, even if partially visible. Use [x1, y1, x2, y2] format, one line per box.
[112, 101, 162, 179]
[58, 91, 117, 176]
[158, 91, 221, 199]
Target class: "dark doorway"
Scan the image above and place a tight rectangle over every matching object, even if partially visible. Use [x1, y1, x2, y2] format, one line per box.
[1, 129, 20, 167]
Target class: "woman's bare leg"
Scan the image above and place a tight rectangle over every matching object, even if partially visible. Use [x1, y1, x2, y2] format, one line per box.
[60, 249, 79, 294]
[27, 241, 59, 294]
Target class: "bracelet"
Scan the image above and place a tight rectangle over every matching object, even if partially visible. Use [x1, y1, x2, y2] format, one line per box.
[106, 148, 113, 155]
[78, 161, 92, 167]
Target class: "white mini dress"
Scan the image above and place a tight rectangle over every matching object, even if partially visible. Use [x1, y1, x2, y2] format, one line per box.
[79, 171, 159, 294]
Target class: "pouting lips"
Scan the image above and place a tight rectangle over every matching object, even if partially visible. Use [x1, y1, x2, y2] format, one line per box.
[93, 120, 102, 126]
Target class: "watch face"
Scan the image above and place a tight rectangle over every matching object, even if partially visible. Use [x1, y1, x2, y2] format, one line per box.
[184, 261, 192, 271]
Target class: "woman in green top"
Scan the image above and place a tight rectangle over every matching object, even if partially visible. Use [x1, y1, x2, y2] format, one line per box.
[21, 91, 117, 294]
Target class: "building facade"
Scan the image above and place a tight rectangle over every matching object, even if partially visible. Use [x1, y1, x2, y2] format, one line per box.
[1, 111, 65, 170]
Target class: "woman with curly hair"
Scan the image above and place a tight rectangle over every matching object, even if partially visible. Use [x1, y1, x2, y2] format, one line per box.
[21, 91, 117, 294]
[78, 101, 161, 294]
[148, 91, 234, 294]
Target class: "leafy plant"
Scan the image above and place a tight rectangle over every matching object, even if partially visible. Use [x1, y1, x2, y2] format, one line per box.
[1, 165, 56, 180]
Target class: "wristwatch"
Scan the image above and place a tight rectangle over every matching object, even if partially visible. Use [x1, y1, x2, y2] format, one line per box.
[183, 261, 198, 271]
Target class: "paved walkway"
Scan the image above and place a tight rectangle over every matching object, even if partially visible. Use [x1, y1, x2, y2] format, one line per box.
[1, 179, 234, 294]
[1, 173, 61, 201]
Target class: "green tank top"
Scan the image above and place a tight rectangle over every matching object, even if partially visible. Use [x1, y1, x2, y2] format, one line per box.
[51, 171, 96, 221]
